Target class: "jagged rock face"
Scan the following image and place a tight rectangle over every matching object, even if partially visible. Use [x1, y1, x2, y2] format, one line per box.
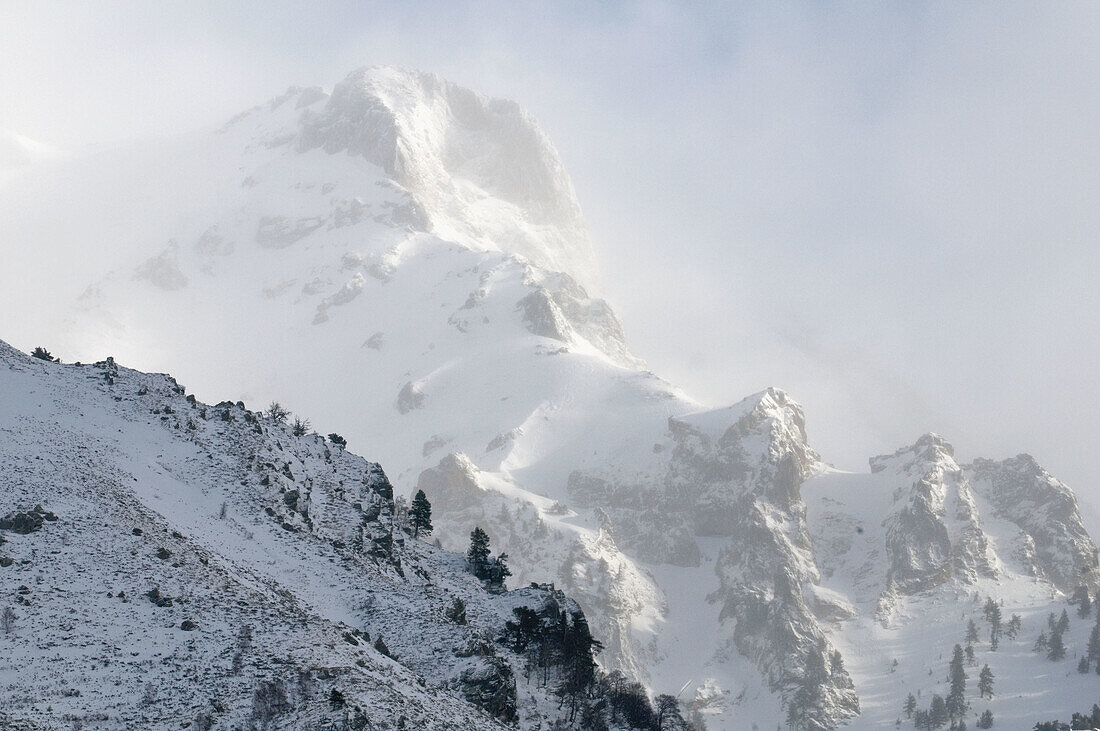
[700, 394, 859, 728]
[518, 268, 638, 368]
[668, 387, 819, 535]
[967, 455, 1100, 593]
[567, 388, 859, 727]
[870, 434, 995, 594]
[567, 388, 822, 566]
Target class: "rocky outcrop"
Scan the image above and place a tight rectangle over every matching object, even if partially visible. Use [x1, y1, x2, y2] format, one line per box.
[873, 434, 995, 594]
[517, 269, 638, 368]
[967, 454, 1099, 593]
[701, 392, 859, 728]
[567, 388, 859, 727]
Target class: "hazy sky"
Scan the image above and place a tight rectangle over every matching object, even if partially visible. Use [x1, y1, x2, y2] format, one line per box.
[3, 2, 1098, 503]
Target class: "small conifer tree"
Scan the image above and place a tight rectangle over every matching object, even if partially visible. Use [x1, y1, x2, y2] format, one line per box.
[265, 402, 289, 423]
[409, 489, 433, 538]
[929, 694, 948, 728]
[467, 527, 491, 579]
[978, 664, 994, 699]
[946, 644, 968, 718]
[904, 692, 917, 718]
[445, 597, 467, 625]
[1048, 627, 1067, 661]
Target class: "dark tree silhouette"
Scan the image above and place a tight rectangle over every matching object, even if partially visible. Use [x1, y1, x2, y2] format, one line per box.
[410, 489, 433, 538]
[468, 527, 491, 580]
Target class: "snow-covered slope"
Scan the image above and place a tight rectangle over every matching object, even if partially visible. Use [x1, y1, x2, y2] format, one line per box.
[0, 340, 616, 729]
[1, 66, 1097, 729]
[804, 435, 1100, 728]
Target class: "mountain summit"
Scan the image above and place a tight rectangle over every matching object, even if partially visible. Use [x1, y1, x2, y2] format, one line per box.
[297, 67, 595, 282]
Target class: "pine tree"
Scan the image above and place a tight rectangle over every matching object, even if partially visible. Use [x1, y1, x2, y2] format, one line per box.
[964, 643, 976, 665]
[976, 709, 994, 729]
[830, 649, 846, 676]
[1078, 656, 1090, 673]
[445, 597, 467, 625]
[988, 603, 1002, 650]
[409, 489, 433, 538]
[929, 694, 948, 728]
[904, 692, 917, 718]
[966, 618, 980, 644]
[265, 401, 289, 423]
[978, 664, 993, 699]
[1057, 608, 1070, 635]
[1089, 622, 1100, 663]
[655, 694, 685, 730]
[555, 611, 603, 722]
[467, 527, 491, 580]
[1048, 626, 1067, 661]
[946, 644, 968, 719]
[790, 645, 831, 729]
[488, 552, 512, 591]
[1034, 630, 1048, 652]
[1006, 613, 1022, 639]
[1081, 591, 1093, 619]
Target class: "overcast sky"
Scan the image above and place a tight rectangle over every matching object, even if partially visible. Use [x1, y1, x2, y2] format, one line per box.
[3, 1, 1098, 504]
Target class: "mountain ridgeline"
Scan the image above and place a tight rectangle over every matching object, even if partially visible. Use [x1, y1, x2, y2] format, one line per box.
[2, 66, 1098, 729]
[0, 341, 698, 729]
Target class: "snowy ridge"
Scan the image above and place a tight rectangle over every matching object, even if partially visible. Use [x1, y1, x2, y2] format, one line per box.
[0, 340, 608, 729]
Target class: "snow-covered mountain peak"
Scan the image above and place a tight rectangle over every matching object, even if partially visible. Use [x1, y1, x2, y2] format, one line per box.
[869, 432, 955, 475]
[292, 65, 595, 282]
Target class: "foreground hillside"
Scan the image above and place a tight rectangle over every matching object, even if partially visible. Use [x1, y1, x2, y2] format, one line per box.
[0, 341, 686, 730]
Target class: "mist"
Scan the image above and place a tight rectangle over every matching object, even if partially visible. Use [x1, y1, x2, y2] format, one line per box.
[2, 0, 1098, 499]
